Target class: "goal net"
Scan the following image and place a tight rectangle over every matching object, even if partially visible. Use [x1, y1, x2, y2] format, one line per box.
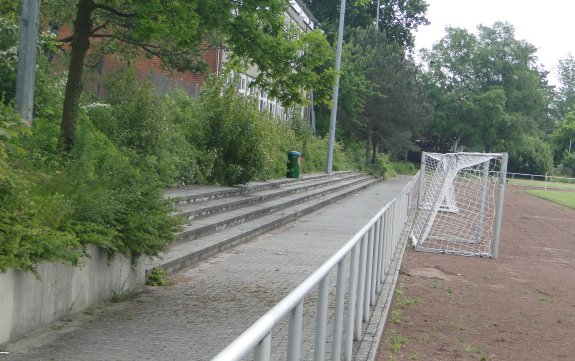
[410, 152, 508, 258]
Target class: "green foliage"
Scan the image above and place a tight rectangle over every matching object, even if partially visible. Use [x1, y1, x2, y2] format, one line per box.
[365, 152, 392, 178]
[146, 267, 171, 286]
[553, 111, 575, 163]
[0, 76, 180, 271]
[339, 27, 428, 162]
[503, 136, 553, 174]
[1, 67, 369, 272]
[97, 72, 200, 186]
[561, 153, 575, 172]
[423, 22, 549, 152]
[53, 0, 333, 150]
[0, 105, 84, 272]
[0, 16, 18, 103]
[554, 55, 575, 118]
[391, 161, 417, 175]
[189, 77, 278, 185]
[302, 0, 429, 48]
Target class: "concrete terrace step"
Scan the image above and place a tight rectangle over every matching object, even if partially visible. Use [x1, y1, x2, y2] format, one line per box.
[148, 175, 382, 275]
[176, 172, 366, 221]
[177, 174, 375, 242]
[165, 170, 356, 207]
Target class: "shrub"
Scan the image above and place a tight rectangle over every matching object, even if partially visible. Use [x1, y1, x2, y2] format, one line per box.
[503, 136, 553, 175]
[562, 152, 575, 173]
[0, 105, 84, 272]
[392, 161, 417, 175]
[189, 78, 281, 185]
[365, 152, 392, 178]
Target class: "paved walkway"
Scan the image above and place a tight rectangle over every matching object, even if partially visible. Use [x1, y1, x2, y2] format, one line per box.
[2, 176, 412, 361]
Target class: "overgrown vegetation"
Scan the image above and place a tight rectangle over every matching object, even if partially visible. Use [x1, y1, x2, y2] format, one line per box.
[0, 67, 365, 272]
[146, 267, 171, 287]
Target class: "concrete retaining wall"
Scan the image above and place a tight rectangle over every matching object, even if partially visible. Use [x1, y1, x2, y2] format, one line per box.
[0, 246, 145, 345]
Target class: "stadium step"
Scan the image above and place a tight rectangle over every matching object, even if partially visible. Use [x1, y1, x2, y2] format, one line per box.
[147, 171, 381, 275]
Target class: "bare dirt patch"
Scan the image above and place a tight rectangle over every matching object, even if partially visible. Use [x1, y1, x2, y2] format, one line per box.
[377, 186, 575, 361]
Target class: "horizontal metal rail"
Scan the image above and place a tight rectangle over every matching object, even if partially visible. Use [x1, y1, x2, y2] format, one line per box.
[211, 173, 420, 361]
[507, 172, 575, 184]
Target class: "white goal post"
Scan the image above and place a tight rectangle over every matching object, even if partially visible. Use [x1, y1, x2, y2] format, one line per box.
[410, 152, 508, 258]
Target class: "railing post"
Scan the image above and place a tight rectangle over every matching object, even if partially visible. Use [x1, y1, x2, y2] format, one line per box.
[287, 302, 304, 361]
[382, 210, 390, 277]
[376, 217, 384, 292]
[354, 234, 368, 340]
[345, 244, 359, 360]
[363, 227, 374, 321]
[331, 260, 346, 361]
[254, 333, 271, 361]
[372, 220, 381, 302]
[314, 277, 330, 361]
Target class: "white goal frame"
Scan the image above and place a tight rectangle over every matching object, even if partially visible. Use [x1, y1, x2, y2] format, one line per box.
[410, 152, 508, 258]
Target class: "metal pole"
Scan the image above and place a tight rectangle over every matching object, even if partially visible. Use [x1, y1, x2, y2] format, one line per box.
[370, 223, 379, 305]
[375, 218, 383, 292]
[344, 244, 359, 360]
[354, 234, 368, 340]
[376, 0, 381, 29]
[310, 87, 316, 136]
[326, 0, 346, 174]
[476, 159, 490, 243]
[363, 227, 374, 320]
[15, 0, 41, 122]
[254, 333, 271, 361]
[314, 277, 329, 361]
[492, 153, 508, 259]
[417, 152, 426, 209]
[287, 302, 304, 361]
[331, 260, 346, 361]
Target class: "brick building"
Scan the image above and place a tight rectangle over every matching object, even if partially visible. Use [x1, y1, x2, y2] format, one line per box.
[55, 0, 317, 120]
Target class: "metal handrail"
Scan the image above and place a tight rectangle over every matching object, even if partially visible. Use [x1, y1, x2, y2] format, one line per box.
[211, 173, 420, 361]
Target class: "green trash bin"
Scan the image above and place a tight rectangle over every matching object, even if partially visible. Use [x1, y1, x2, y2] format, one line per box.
[286, 151, 302, 178]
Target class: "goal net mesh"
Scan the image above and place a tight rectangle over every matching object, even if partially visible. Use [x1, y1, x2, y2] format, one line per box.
[410, 152, 506, 257]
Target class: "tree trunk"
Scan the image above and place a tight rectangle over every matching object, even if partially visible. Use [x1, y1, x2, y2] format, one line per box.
[452, 137, 460, 152]
[60, 0, 93, 151]
[365, 125, 372, 165]
[371, 136, 377, 164]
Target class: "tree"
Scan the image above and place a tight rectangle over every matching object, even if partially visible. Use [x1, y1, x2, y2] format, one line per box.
[423, 22, 549, 152]
[553, 111, 575, 161]
[504, 135, 553, 174]
[50, 0, 332, 150]
[301, 0, 428, 48]
[554, 55, 575, 118]
[339, 27, 428, 162]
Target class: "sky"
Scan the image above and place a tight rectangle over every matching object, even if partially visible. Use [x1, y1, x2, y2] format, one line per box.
[413, 0, 575, 86]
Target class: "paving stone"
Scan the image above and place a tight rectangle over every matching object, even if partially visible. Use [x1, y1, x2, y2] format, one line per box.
[3, 176, 412, 361]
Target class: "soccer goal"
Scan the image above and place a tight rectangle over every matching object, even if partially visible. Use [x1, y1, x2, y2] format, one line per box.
[410, 152, 508, 258]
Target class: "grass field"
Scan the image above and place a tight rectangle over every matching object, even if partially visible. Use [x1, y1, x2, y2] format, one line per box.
[509, 178, 575, 190]
[526, 190, 575, 210]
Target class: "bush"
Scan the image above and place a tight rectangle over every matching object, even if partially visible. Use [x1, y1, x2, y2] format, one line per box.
[391, 161, 417, 175]
[365, 152, 392, 178]
[1, 99, 179, 272]
[0, 105, 84, 272]
[562, 153, 575, 173]
[0, 68, 373, 272]
[503, 136, 553, 175]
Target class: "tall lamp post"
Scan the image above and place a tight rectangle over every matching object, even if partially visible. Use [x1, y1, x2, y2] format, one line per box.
[15, 0, 41, 122]
[325, 0, 347, 174]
